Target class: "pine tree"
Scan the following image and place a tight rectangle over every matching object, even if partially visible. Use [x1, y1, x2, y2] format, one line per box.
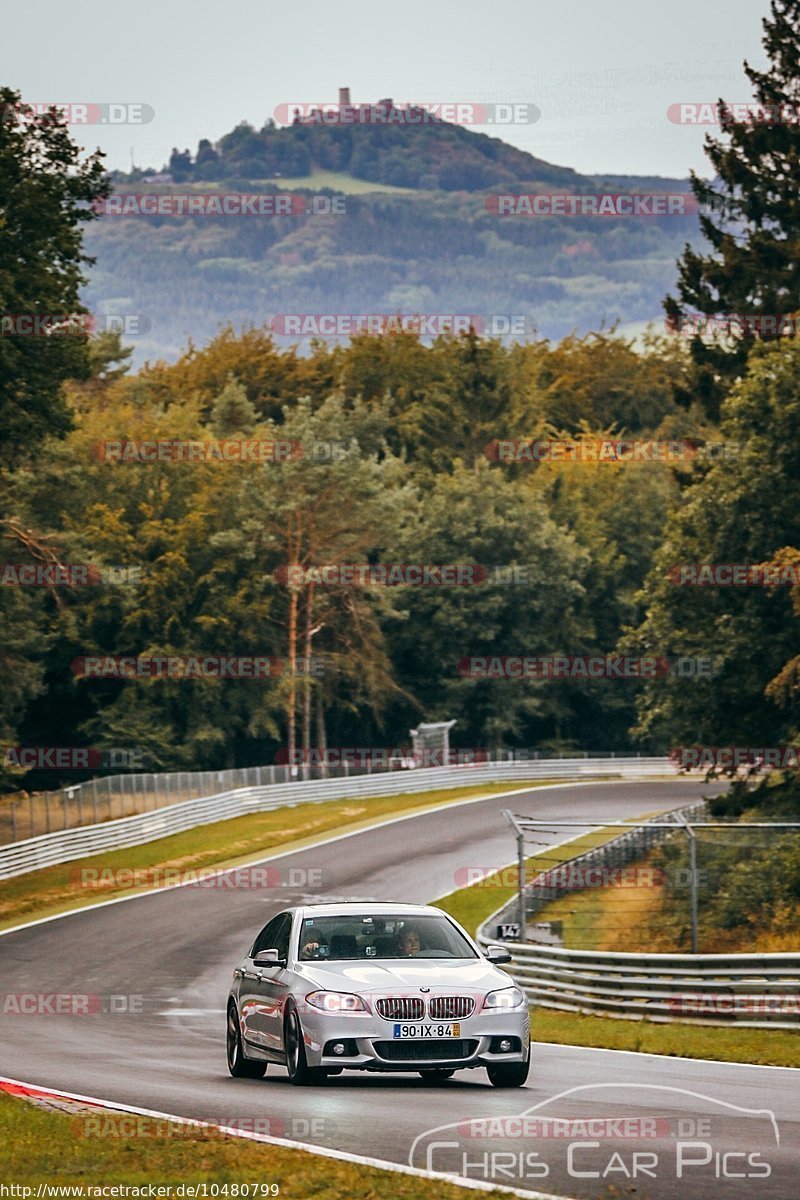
[665, 0, 800, 419]
[211, 375, 258, 434]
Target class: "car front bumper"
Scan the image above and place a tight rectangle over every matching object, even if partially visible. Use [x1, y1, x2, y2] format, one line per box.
[298, 1007, 531, 1070]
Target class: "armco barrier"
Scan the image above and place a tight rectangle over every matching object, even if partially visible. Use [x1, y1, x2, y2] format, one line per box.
[477, 939, 800, 1030]
[476, 803, 800, 1031]
[0, 756, 672, 880]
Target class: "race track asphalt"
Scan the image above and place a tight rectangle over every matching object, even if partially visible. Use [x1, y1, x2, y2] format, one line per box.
[1, 779, 797, 1199]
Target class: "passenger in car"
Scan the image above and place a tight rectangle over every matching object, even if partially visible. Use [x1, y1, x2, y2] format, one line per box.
[299, 933, 328, 959]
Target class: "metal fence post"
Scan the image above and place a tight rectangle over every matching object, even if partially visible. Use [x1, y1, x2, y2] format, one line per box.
[517, 830, 526, 934]
[687, 826, 699, 954]
[675, 812, 699, 953]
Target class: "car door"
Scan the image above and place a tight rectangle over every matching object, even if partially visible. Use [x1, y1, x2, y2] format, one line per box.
[240, 912, 290, 1050]
[250, 912, 294, 1053]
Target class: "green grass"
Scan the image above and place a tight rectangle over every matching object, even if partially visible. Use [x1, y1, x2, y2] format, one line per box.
[273, 170, 420, 194]
[0, 1091, 510, 1197]
[0, 780, 550, 932]
[434, 825, 631, 937]
[529, 855, 667, 951]
[531, 1007, 800, 1067]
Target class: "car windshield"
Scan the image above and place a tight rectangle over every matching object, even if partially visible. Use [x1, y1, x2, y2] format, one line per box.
[297, 914, 478, 961]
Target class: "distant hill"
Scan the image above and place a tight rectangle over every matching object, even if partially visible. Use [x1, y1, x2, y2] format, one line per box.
[121, 99, 583, 192]
[88, 106, 700, 366]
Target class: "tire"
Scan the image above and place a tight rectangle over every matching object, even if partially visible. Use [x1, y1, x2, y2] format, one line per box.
[419, 1069, 456, 1084]
[284, 1004, 326, 1085]
[487, 1051, 530, 1089]
[227, 1003, 267, 1079]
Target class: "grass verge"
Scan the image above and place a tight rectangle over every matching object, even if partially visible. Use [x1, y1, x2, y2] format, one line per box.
[434, 825, 629, 937]
[527, 850, 666, 951]
[0, 780, 550, 933]
[432, 820, 800, 1069]
[531, 1007, 800, 1068]
[0, 1091, 509, 1197]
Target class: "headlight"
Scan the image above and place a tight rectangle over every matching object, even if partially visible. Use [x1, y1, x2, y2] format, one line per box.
[482, 986, 525, 1010]
[305, 990, 367, 1013]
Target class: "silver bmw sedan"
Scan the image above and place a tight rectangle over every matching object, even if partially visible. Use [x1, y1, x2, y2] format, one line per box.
[226, 901, 530, 1087]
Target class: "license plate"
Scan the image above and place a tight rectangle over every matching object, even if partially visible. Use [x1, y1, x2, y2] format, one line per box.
[393, 1022, 460, 1039]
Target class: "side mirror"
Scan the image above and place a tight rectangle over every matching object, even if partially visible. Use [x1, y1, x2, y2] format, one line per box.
[254, 949, 286, 968]
[485, 944, 512, 964]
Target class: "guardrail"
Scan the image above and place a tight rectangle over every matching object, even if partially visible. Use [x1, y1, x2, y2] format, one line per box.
[481, 940, 800, 1030]
[1, 748, 662, 844]
[0, 756, 673, 881]
[1, 748, 656, 845]
[476, 803, 800, 1030]
[493, 802, 708, 933]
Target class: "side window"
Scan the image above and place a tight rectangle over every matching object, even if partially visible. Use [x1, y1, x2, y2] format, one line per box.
[252, 913, 290, 957]
[272, 914, 292, 961]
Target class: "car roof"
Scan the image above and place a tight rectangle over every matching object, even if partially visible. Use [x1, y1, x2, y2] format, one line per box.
[295, 902, 443, 919]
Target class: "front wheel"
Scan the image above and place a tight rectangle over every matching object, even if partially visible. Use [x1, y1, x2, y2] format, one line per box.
[487, 1051, 530, 1089]
[227, 1004, 267, 1078]
[284, 1005, 326, 1085]
[419, 1069, 456, 1084]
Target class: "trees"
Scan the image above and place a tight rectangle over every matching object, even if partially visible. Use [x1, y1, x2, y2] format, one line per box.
[386, 463, 588, 747]
[633, 3, 800, 748]
[665, 0, 800, 419]
[245, 395, 410, 767]
[0, 88, 109, 466]
[624, 341, 800, 750]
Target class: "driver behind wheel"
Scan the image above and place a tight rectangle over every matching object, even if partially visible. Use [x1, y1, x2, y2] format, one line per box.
[398, 926, 422, 956]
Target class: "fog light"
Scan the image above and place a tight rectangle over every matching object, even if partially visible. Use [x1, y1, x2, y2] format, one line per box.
[332, 1042, 346, 1055]
[498, 1039, 513, 1052]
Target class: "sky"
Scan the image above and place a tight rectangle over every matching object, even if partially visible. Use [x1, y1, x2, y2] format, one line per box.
[2, 0, 772, 178]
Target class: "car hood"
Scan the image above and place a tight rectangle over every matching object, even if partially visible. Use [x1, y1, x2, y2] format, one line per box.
[295, 958, 511, 995]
